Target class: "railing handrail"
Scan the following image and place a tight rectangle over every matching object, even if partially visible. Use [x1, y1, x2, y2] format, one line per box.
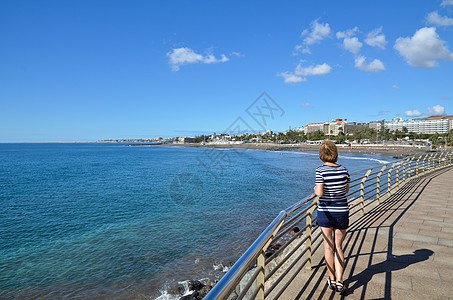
[205, 211, 287, 299]
[204, 195, 315, 299]
[205, 150, 452, 299]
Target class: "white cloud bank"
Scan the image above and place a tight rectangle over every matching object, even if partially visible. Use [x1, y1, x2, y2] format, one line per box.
[405, 110, 422, 117]
[300, 103, 314, 108]
[167, 47, 230, 71]
[295, 63, 332, 76]
[426, 11, 453, 27]
[354, 56, 386, 72]
[365, 27, 387, 49]
[404, 105, 447, 117]
[426, 104, 447, 116]
[394, 27, 453, 68]
[336, 27, 362, 54]
[278, 63, 332, 84]
[277, 72, 306, 83]
[441, 0, 453, 6]
[295, 20, 331, 54]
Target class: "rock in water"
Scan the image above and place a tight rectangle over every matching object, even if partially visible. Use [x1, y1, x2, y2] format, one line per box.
[189, 280, 204, 291]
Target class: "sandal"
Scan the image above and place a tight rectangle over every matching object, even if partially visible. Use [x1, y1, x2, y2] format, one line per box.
[327, 278, 336, 290]
[335, 281, 345, 294]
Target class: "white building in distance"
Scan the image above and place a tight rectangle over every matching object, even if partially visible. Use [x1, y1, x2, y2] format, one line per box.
[376, 116, 453, 134]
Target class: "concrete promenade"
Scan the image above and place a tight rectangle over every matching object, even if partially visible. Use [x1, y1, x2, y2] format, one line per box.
[281, 166, 453, 299]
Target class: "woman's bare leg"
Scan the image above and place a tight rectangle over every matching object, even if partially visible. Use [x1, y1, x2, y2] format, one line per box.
[334, 229, 346, 283]
[321, 227, 335, 281]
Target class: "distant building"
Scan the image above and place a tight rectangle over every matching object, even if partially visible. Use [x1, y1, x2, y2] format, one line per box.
[304, 123, 329, 134]
[303, 118, 348, 136]
[329, 118, 347, 135]
[345, 122, 369, 132]
[375, 116, 453, 134]
[178, 137, 195, 144]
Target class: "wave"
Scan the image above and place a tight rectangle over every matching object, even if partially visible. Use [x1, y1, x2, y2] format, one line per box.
[338, 155, 391, 164]
[154, 263, 229, 300]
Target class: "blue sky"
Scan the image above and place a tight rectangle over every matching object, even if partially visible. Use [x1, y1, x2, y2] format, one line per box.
[1, 0, 452, 142]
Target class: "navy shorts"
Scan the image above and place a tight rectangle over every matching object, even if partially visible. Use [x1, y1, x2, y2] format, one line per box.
[316, 210, 349, 229]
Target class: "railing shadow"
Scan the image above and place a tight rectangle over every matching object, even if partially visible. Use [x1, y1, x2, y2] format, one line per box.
[294, 166, 451, 300]
[343, 249, 433, 297]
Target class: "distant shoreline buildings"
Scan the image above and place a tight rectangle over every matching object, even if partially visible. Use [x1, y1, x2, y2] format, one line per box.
[295, 115, 453, 136]
[100, 115, 453, 144]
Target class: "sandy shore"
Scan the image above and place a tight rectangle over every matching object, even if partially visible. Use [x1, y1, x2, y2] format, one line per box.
[147, 143, 432, 158]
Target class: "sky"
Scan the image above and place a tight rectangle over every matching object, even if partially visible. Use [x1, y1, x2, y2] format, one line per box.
[1, 0, 453, 142]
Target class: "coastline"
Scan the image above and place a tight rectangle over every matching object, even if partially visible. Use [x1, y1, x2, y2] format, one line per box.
[146, 143, 431, 158]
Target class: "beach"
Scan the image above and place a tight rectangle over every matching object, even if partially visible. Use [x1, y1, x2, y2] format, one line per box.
[152, 143, 431, 158]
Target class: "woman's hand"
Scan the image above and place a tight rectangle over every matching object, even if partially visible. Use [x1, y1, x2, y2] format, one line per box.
[314, 183, 324, 197]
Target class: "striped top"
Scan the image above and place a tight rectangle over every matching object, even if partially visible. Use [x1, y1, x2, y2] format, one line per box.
[315, 164, 350, 214]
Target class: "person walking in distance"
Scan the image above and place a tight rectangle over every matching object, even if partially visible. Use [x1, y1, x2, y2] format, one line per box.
[313, 141, 350, 294]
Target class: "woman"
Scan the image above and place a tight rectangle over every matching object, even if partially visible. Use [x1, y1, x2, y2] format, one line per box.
[313, 141, 350, 293]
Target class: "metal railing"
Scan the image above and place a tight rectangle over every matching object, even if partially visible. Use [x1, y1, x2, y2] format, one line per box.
[205, 150, 453, 300]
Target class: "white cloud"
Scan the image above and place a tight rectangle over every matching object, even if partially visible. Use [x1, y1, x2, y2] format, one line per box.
[167, 47, 230, 71]
[295, 63, 332, 76]
[441, 0, 453, 6]
[405, 110, 422, 117]
[354, 56, 386, 72]
[300, 103, 314, 108]
[277, 72, 305, 83]
[343, 37, 363, 54]
[426, 104, 446, 116]
[394, 27, 453, 68]
[336, 27, 362, 53]
[392, 85, 400, 89]
[365, 27, 387, 49]
[336, 27, 359, 39]
[278, 63, 331, 83]
[230, 52, 243, 57]
[295, 19, 331, 54]
[426, 11, 453, 27]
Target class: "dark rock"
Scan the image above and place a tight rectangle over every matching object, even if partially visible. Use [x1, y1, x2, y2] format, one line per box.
[265, 248, 275, 259]
[189, 280, 204, 291]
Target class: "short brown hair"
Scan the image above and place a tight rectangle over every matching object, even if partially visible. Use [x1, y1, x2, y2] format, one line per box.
[319, 141, 338, 163]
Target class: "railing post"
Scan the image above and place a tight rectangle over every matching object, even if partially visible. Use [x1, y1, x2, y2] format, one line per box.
[406, 157, 414, 181]
[256, 250, 265, 300]
[387, 162, 396, 196]
[415, 156, 421, 177]
[305, 198, 317, 270]
[402, 159, 406, 182]
[428, 153, 434, 171]
[360, 169, 372, 215]
[396, 162, 402, 190]
[421, 154, 428, 175]
[376, 165, 386, 204]
[256, 214, 285, 300]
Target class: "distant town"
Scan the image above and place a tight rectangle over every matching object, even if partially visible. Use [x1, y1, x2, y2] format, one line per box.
[101, 115, 453, 149]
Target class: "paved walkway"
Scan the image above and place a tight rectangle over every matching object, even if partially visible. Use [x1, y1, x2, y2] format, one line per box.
[280, 166, 453, 299]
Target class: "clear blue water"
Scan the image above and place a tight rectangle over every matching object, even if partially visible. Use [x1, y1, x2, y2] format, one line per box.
[0, 143, 394, 299]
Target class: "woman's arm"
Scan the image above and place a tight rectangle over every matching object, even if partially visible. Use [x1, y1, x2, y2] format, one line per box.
[314, 183, 324, 198]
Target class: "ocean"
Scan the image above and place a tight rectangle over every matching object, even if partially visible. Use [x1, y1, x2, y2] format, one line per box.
[0, 143, 394, 299]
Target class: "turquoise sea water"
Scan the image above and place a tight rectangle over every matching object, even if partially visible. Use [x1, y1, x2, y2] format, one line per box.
[0, 144, 394, 299]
